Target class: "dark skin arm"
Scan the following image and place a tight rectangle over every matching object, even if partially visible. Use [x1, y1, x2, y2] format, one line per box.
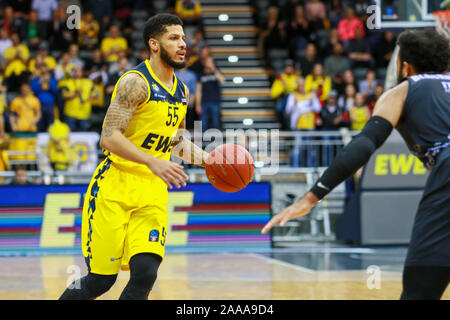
[261, 81, 408, 234]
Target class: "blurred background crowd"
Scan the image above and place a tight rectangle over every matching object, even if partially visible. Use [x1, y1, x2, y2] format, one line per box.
[0, 0, 397, 183]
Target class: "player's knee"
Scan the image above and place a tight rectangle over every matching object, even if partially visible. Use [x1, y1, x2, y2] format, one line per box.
[85, 273, 118, 296]
[129, 253, 162, 288]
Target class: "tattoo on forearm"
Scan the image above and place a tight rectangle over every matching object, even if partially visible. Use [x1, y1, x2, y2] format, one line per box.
[102, 73, 148, 137]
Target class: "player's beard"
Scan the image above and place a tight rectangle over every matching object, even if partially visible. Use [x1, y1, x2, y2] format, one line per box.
[397, 62, 407, 84]
[160, 44, 186, 69]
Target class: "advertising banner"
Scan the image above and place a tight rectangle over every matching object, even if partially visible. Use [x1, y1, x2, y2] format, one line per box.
[0, 183, 271, 255]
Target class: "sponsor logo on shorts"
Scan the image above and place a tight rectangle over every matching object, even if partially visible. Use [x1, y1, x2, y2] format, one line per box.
[149, 229, 160, 242]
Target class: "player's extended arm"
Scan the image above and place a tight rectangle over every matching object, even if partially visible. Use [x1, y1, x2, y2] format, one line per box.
[100, 72, 188, 189]
[262, 81, 409, 234]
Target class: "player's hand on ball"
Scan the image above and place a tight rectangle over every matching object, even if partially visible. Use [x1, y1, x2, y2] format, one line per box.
[261, 192, 319, 234]
[147, 157, 189, 189]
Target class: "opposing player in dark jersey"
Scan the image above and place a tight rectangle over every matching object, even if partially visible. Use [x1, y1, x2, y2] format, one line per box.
[262, 29, 450, 300]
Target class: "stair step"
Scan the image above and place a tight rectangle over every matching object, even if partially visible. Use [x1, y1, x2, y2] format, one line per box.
[222, 109, 275, 118]
[213, 52, 261, 60]
[210, 46, 260, 54]
[222, 101, 273, 108]
[223, 74, 269, 81]
[201, 6, 255, 14]
[221, 95, 273, 102]
[201, 0, 249, 4]
[221, 80, 271, 88]
[216, 60, 263, 68]
[222, 88, 271, 96]
[203, 17, 255, 26]
[205, 38, 257, 46]
[221, 67, 272, 76]
[205, 26, 259, 34]
[223, 122, 282, 130]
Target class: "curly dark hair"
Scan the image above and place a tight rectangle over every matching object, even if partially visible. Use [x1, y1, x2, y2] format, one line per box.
[142, 13, 183, 52]
[397, 28, 450, 74]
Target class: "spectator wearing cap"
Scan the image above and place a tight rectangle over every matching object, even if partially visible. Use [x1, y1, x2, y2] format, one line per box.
[337, 7, 365, 48]
[304, 63, 331, 106]
[270, 59, 300, 129]
[319, 89, 348, 165]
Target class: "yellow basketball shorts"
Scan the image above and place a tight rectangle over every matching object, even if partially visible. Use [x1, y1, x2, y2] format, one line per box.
[81, 158, 169, 275]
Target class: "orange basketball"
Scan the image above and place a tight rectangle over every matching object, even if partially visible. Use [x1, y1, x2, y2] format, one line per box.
[205, 144, 254, 193]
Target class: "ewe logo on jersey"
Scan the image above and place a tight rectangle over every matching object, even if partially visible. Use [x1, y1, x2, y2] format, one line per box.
[141, 133, 175, 153]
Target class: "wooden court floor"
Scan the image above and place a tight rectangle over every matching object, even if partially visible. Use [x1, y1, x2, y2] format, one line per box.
[0, 252, 449, 300]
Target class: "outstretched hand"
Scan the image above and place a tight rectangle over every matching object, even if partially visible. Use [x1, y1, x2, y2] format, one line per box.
[261, 192, 319, 234]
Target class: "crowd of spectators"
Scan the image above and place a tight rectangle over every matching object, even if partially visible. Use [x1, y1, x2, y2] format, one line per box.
[262, 0, 396, 167]
[0, 0, 226, 177]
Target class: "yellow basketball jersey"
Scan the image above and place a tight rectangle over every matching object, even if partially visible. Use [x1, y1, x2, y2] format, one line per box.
[105, 59, 188, 176]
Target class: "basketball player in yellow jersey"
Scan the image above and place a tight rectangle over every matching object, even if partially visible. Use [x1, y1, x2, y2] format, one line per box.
[60, 14, 210, 300]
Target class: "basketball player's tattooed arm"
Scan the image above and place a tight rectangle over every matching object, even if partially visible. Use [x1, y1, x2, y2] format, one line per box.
[100, 72, 188, 189]
[262, 81, 409, 234]
[171, 88, 210, 167]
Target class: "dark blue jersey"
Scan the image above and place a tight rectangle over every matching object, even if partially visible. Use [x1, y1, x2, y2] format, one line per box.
[396, 74, 450, 267]
[397, 74, 450, 169]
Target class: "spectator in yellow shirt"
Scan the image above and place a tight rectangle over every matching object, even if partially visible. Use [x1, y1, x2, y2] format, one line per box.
[8, 83, 41, 165]
[4, 33, 31, 92]
[0, 85, 10, 180]
[61, 66, 94, 131]
[349, 92, 371, 131]
[271, 59, 300, 129]
[9, 83, 41, 132]
[28, 42, 57, 76]
[47, 119, 73, 171]
[100, 25, 128, 63]
[175, 0, 203, 26]
[78, 12, 100, 50]
[304, 63, 331, 106]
